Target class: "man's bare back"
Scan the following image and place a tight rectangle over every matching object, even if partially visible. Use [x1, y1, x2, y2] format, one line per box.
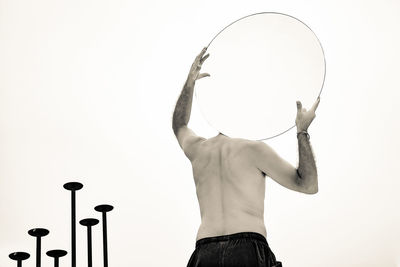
[192, 134, 267, 240]
[172, 48, 319, 266]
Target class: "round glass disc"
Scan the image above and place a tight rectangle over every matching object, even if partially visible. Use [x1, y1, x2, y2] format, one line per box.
[195, 12, 326, 140]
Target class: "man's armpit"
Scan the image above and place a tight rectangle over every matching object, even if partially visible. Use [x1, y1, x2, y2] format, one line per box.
[182, 137, 204, 160]
[176, 127, 204, 160]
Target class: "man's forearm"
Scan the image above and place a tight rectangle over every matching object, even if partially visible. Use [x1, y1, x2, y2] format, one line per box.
[172, 79, 194, 136]
[172, 48, 209, 136]
[296, 133, 318, 192]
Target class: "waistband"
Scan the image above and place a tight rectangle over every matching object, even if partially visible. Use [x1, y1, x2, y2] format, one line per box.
[196, 232, 267, 248]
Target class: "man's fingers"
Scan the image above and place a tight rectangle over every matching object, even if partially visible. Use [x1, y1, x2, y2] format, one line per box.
[197, 47, 207, 60]
[200, 53, 209, 64]
[197, 73, 210, 80]
[311, 97, 320, 112]
[296, 101, 302, 111]
[194, 48, 208, 69]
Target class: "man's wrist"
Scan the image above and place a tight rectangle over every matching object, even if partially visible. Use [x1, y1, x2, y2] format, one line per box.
[297, 130, 310, 140]
[296, 126, 308, 133]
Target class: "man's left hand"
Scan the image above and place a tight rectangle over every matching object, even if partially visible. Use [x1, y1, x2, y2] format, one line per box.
[187, 47, 210, 85]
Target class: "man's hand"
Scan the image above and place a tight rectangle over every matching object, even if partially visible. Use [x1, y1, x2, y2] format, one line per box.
[187, 47, 210, 85]
[295, 97, 320, 132]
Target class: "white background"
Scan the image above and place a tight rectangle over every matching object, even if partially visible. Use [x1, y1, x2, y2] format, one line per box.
[1, 0, 400, 266]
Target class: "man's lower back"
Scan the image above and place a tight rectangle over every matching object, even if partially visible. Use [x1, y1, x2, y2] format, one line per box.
[196, 214, 267, 241]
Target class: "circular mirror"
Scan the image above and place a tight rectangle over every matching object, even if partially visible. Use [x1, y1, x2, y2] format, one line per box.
[195, 12, 326, 140]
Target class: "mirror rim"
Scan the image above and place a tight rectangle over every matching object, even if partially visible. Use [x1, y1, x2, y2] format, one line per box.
[196, 11, 326, 140]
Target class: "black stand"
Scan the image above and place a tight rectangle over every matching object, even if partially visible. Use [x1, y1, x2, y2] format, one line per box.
[28, 228, 49, 267]
[63, 182, 83, 267]
[9, 252, 30, 267]
[79, 218, 99, 267]
[46, 250, 67, 267]
[95, 204, 113, 267]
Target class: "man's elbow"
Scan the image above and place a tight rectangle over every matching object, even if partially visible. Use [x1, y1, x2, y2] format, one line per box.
[304, 185, 318, 194]
[303, 179, 319, 194]
[297, 175, 319, 194]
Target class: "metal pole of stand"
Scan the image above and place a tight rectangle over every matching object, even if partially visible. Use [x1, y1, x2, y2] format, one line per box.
[9, 252, 30, 267]
[28, 228, 49, 267]
[46, 250, 67, 267]
[63, 182, 83, 267]
[79, 218, 99, 267]
[95, 204, 113, 267]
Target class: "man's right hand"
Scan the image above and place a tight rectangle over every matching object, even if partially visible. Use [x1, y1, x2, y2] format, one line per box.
[187, 47, 210, 86]
[295, 97, 320, 132]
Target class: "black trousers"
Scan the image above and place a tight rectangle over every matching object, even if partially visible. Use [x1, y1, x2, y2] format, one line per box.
[186, 232, 282, 267]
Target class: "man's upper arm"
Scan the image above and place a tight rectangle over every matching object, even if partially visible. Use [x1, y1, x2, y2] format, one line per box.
[250, 141, 307, 193]
[176, 126, 205, 160]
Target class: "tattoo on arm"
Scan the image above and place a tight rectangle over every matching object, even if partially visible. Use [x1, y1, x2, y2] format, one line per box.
[172, 81, 194, 136]
[172, 47, 210, 137]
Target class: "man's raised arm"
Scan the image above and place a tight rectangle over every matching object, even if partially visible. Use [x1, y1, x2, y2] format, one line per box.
[252, 97, 320, 194]
[295, 98, 320, 193]
[172, 48, 209, 158]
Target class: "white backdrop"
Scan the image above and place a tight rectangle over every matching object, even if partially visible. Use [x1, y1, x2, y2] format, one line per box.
[1, 0, 399, 266]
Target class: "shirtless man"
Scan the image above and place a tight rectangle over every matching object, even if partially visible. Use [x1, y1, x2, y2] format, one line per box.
[173, 47, 319, 267]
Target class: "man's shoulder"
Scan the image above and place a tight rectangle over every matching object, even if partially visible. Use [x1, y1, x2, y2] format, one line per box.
[194, 136, 269, 157]
[216, 138, 267, 158]
[228, 139, 275, 160]
[228, 138, 264, 149]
